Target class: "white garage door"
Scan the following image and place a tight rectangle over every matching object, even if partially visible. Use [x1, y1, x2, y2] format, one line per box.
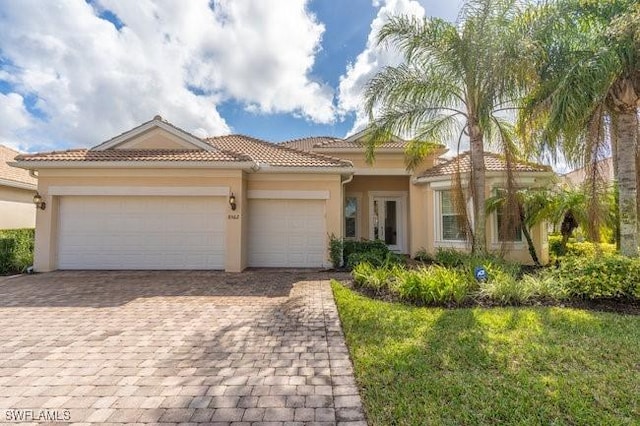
[248, 199, 326, 267]
[58, 196, 226, 270]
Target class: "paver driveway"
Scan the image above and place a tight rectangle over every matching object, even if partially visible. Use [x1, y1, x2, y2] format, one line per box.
[0, 270, 366, 425]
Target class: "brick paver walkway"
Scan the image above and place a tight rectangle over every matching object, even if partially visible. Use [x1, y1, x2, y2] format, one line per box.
[0, 270, 366, 425]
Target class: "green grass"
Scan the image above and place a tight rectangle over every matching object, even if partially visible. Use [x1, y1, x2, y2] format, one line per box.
[332, 281, 640, 426]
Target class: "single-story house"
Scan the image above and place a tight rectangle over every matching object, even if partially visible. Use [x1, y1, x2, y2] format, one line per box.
[0, 144, 37, 230]
[11, 116, 553, 272]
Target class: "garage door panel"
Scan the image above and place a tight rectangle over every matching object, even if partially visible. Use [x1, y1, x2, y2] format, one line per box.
[58, 196, 225, 270]
[248, 199, 326, 268]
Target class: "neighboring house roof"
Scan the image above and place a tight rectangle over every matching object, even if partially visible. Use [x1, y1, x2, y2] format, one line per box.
[563, 157, 614, 186]
[207, 135, 352, 168]
[418, 151, 552, 179]
[314, 138, 407, 150]
[280, 136, 339, 151]
[0, 145, 37, 189]
[281, 135, 408, 151]
[14, 149, 249, 163]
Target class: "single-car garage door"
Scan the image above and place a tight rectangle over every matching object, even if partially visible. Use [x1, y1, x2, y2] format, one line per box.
[248, 199, 326, 267]
[58, 196, 226, 270]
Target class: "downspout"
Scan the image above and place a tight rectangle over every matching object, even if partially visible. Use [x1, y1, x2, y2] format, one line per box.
[341, 174, 354, 185]
[29, 170, 38, 179]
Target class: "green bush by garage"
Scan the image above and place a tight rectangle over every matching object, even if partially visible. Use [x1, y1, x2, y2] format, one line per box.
[0, 228, 34, 275]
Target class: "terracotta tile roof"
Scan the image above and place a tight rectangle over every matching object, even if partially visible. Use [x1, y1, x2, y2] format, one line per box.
[0, 145, 37, 187]
[280, 136, 341, 151]
[206, 135, 352, 168]
[282, 136, 408, 151]
[14, 149, 249, 162]
[314, 138, 408, 150]
[419, 151, 552, 178]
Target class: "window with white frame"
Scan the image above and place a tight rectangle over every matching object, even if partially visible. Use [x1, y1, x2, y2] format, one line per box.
[495, 189, 523, 242]
[344, 196, 358, 239]
[439, 190, 467, 241]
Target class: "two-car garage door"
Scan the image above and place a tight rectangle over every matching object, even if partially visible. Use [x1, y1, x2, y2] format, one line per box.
[56, 195, 327, 270]
[58, 196, 226, 270]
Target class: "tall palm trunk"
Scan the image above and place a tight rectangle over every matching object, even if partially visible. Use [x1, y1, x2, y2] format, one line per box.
[469, 120, 486, 254]
[615, 110, 639, 256]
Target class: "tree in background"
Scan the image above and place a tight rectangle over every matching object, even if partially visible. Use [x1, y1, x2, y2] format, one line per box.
[519, 0, 640, 256]
[364, 0, 531, 254]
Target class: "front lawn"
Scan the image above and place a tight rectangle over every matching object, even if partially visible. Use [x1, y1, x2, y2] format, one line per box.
[332, 281, 640, 425]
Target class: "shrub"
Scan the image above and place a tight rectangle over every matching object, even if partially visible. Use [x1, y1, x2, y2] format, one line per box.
[352, 262, 397, 292]
[328, 234, 343, 269]
[548, 235, 616, 259]
[478, 270, 537, 305]
[342, 239, 405, 269]
[413, 248, 433, 263]
[552, 254, 640, 300]
[347, 250, 404, 269]
[434, 248, 469, 268]
[0, 228, 35, 275]
[521, 272, 570, 301]
[393, 265, 471, 305]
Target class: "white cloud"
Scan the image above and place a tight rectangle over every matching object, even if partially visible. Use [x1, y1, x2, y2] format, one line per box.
[0, 0, 334, 150]
[0, 93, 33, 151]
[337, 0, 426, 135]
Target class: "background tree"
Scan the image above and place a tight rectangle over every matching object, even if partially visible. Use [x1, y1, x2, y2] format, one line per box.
[518, 0, 640, 256]
[364, 0, 531, 254]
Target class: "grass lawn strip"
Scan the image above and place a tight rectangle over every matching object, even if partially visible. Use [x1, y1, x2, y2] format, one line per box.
[332, 281, 640, 425]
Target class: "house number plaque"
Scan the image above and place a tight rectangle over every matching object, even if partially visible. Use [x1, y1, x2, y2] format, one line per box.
[228, 214, 240, 220]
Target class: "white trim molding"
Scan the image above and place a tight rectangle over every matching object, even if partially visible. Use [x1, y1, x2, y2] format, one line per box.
[0, 177, 37, 191]
[247, 190, 330, 200]
[48, 186, 229, 197]
[368, 190, 409, 253]
[433, 188, 471, 247]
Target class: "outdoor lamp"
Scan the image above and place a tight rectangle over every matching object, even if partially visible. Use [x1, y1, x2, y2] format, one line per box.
[229, 193, 237, 211]
[33, 193, 46, 210]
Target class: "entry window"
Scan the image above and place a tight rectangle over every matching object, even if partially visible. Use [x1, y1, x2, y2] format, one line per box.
[345, 196, 358, 239]
[440, 191, 467, 241]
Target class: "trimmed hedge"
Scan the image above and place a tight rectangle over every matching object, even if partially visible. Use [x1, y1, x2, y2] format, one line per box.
[0, 228, 34, 275]
[549, 235, 616, 259]
[329, 236, 405, 269]
[549, 254, 640, 300]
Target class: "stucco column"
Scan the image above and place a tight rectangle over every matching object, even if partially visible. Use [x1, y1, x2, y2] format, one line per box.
[409, 179, 428, 257]
[224, 172, 245, 272]
[34, 192, 58, 272]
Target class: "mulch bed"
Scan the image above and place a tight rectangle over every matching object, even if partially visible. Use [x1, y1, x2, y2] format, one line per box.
[339, 279, 640, 316]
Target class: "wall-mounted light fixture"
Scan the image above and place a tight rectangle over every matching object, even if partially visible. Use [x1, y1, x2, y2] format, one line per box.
[33, 193, 46, 210]
[229, 193, 237, 211]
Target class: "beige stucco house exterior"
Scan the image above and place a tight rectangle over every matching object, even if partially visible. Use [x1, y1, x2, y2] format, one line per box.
[0, 145, 37, 230]
[11, 116, 553, 272]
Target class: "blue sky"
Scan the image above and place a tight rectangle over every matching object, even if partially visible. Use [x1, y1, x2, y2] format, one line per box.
[0, 0, 462, 152]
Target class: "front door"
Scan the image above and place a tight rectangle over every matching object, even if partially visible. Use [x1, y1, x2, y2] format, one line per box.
[371, 195, 405, 252]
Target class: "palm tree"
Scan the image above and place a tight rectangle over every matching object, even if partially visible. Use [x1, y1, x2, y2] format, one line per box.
[364, 0, 530, 254]
[519, 0, 640, 256]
